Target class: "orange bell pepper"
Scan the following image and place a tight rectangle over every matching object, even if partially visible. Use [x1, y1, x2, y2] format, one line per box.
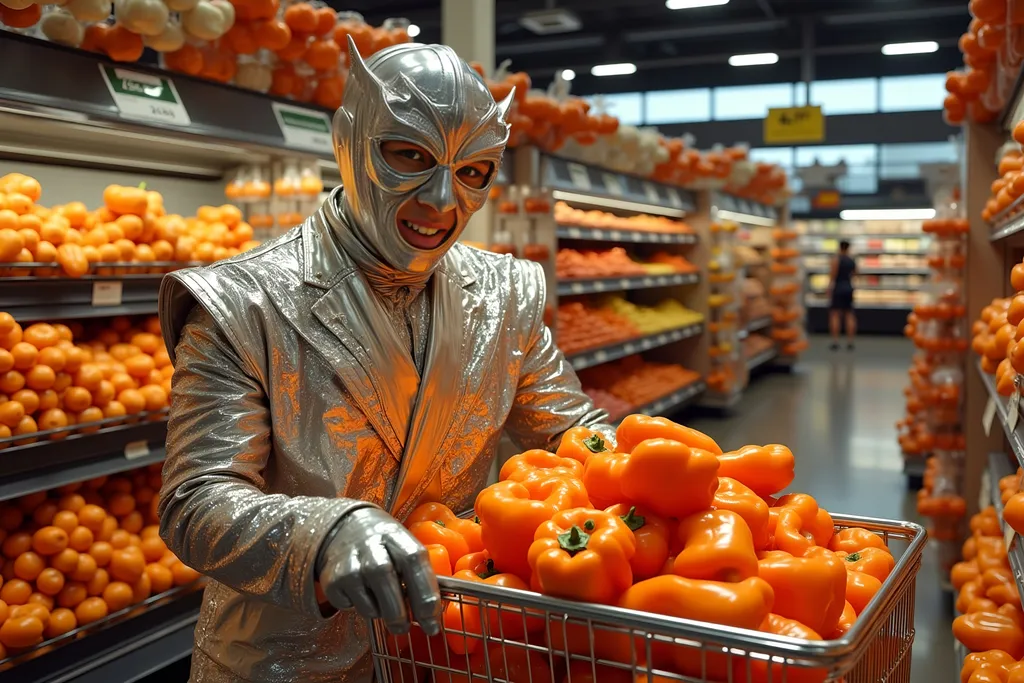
[442, 644, 552, 683]
[1001, 603, 1024, 625]
[845, 568, 882, 615]
[620, 438, 720, 518]
[750, 614, 827, 683]
[556, 426, 610, 465]
[953, 612, 1024, 659]
[756, 548, 847, 637]
[407, 501, 484, 554]
[976, 536, 1011, 573]
[959, 579, 987, 614]
[582, 448, 631, 509]
[952, 560, 982, 590]
[1012, 662, 1024, 683]
[409, 521, 470, 570]
[384, 623, 463, 683]
[773, 494, 834, 556]
[970, 598, 1001, 614]
[837, 547, 895, 582]
[828, 527, 889, 555]
[475, 475, 590, 582]
[426, 544, 453, 577]
[499, 448, 584, 483]
[717, 444, 795, 497]
[973, 509, 1004, 537]
[606, 504, 674, 581]
[713, 477, 770, 549]
[561, 661, 633, 683]
[673, 509, 758, 582]
[441, 569, 542, 655]
[829, 600, 857, 638]
[960, 650, 1018, 683]
[987, 583, 1021, 607]
[1007, 493, 1024, 536]
[528, 508, 635, 604]
[616, 414, 722, 454]
[453, 550, 493, 577]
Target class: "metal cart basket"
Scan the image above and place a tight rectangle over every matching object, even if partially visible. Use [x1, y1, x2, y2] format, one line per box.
[372, 513, 925, 683]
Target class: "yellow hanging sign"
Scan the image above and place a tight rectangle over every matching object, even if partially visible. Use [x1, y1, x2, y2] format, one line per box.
[764, 105, 825, 144]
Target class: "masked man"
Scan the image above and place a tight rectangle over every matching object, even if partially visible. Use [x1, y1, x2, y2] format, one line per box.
[157, 40, 613, 683]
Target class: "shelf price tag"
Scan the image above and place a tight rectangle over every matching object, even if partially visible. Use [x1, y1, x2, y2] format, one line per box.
[99, 66, 191, 126]
[570, 282, 584, 294]
[984, 397, 998, 437]
[124, 440, 151, 460]
[980, 469, 992, 512]
[567, 163, 591, 190]
[92, 281, 123, 307]
[602, 173, 624, 196]
[1010, 388, 1022, 432]
[567, 227, 582, 239]
[272, 103, 334, 154]
[1006, 524, 1018, 554]
[643, 182, 662, 204]
[666, 188, 684, 209]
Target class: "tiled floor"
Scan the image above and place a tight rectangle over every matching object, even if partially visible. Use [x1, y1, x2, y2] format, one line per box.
[685, 335, 954, 683]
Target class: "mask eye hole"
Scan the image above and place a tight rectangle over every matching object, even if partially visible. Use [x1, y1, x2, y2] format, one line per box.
[380, 140, 437, 174]
[456, 160, 495, 190]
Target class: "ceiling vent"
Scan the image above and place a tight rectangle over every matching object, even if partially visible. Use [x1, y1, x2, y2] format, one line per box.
[519, 9, 582, 35]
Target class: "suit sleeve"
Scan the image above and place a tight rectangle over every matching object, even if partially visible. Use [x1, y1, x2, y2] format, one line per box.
[158, 306, 372, 618]
[502, 261, 617, 451]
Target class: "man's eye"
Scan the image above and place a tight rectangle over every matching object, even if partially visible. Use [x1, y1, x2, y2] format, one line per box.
[399, 149, 424, 161]
[460, 167, 481, 177]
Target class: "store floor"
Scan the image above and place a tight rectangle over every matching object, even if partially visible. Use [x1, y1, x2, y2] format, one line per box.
[686, 335, 953, 683]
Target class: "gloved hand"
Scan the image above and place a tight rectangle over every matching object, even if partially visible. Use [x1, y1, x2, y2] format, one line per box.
[316, 507, 443, 635]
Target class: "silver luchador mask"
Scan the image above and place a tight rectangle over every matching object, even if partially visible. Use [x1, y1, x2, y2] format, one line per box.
[332, 38, 513, 274]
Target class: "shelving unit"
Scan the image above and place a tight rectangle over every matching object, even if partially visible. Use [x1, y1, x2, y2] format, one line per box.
[745, 348, 779, 373]
[567, 323, 704, 372]
[556, 225, 697, 245]
[988, 452, 1024, 605]
[556, 272, 699, 296]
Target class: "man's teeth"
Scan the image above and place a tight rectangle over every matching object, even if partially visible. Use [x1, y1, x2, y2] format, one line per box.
[403, 220, 440, 236]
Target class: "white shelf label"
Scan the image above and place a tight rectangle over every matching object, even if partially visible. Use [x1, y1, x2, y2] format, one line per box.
[567, 227, 582, 238]
[124, 440, 151, 460]
[1010, 390, 1021, 432]
[610, 230, 622, 241]
[602, 173, 624, 196]
[984, 397, 997, 437]
[272, 102, 334, 153]
[1006, 525, 1017, 554]
[624, 343, 636, 354]
[595, 350, 608, 363]
[642, 277, 655, 287]
[92, 281, 123, 306]
[643, 182, 661, 204]
[620, 279, 631, 289]
[666, 188, 684, 208]
[594, 280, 606, 292]
[567, 163, 591, 190]
[571, 282, 584, 294]
[100, 65, 191, 126]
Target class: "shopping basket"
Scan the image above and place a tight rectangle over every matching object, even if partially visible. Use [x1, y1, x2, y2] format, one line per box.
[371, 513, 926, 683]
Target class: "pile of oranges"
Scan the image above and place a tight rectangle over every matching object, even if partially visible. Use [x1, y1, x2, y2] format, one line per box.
[0, 173, 260, 278]
[982, 149, 1024, 224]
[972, 256, 1024, 394]
[0, 314, 172, 447]
[553, 202, 693, 235]
[579, 355, 700, 420]
[0, 464, 200, 654]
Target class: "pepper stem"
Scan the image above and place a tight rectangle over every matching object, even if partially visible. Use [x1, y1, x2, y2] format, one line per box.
[619, 506, 646, 532]
[478, 559, 498, 579]
[138, 182, 147, 191]
[557, 525, 591, 555]
[845, 552, 861, 562]
[434, 520, 446, 527]
[583, 435, 607, 453]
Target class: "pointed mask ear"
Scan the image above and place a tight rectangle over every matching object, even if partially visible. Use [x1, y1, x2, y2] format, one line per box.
[346, 35, 378, 94]
[495, 89, 515, 121]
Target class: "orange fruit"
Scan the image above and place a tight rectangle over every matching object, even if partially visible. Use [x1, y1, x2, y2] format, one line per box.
[16, 491, 47, 513]
[11, 389, 37, 416]
[13, 415, 38, 445]
[71, 553, 98, 582]
[92, 380, 114, 408]
[50, 548, 80, 574]
[109, 371, 137, 393]
[32, 526, 68, 556]
[0, 578, 31, 605]
[124, 354, 155, 379]
[62, 386, 92, 413]
[108, 493, 135, 517]
[9, 342, 37, 370]
[58, 493, 85, 513]
[18, 228, 38, 253]
[129, 333, 160, 355]
[146, 563, 174, 593]
[45, 607, 77, 638]
[27, 592, 54, 611]
[0, 507, 18, 532]
[0, 400, 24, 428]
[10, 603, 50, 624]
[102, 581, 134, 612]
[13, 552, 44, 581]
[103, 400, 127, 421]
[159, 552, 179, 568]
[109, 548, 145, 584]
[138, 384, 168, 411]
[120, 511, 144, 535]
[171, 561, 201, 586]
[0, 370, 25, 395]
[63, 346, 85, 374]
[24, 365, 55, 392]
[36, 567, 65, 596]
[97, 516, 118, 543]
[37, 409, 69, 437]
[52, 372, 72, 392]
[36, 389, 58, 412]
[133, 571, 152, 602]
[0, 349, 12, 373]
[78, 505, 106, 532]
[0, 599, 7, 623]
[88, 541, 113, 568]
[57, 581, 88, 609]
[74, 363, 104, 391]
[109, 343, 140, 362]
[22, 323, 58, 349]
[74, 596, 108, 625]
[0, 615, 44, 649]
[76, 406, 104, 433]
[140, 536, 167, 564]
[86, 568, 109, 597]
[117, 388, 145, 414]
[31, 501, 58, 527]
[52, 510, 78, 533]
[2, 532, 31, 559]
[68, 526, 94, 553]
[53, 324, 72, 342]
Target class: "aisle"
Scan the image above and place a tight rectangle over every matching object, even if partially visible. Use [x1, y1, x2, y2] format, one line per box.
[685, 336, 952, 683]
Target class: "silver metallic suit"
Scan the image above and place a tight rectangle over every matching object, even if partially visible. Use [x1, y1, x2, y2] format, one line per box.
[157, 40, 612, 683]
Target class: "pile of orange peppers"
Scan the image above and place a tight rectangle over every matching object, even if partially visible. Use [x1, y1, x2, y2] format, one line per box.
[392, 414, 896, 683]
[951, 505, 1024, 661]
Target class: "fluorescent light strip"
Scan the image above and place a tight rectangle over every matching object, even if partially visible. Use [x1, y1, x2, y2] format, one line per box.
[552, 190, 686, 218]
[881, 41, 938, 56]
[666, 0, 729, 8]
[839, 209, 936, 221]
[591, 62, 637, 77]
[715, 209, 776, 227]
[728, 52, 779, 67]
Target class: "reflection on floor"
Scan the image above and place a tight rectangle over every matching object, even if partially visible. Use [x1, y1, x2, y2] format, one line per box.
[686, 335, 952, 683]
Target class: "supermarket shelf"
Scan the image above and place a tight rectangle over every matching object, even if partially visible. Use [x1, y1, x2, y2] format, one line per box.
[746, 316, 772, 333]
[802, 250, 929, 257]
[711, 192, 779, 227]
[745, 348, 778, 372]
[6, 583, 202, 683]
[0, 418, 167, 500]
[614, 380, 707, 422]
[543, 155, 697, 217]
[805, 267, 931, 276]
[800, 232, 927, 239]
[989, 452, 1024, 607]
[805, 302, 914, 310]
[568, 323, 704, 371]
[556, 225, 697, 245]
[903, 457, 928, 479]
[557, 272, 699, 296]
[990, 210, 1024, 242]
[0, 274, 165, 322]
[808, 285, 922, 292]
[701, 389, 742, 409]
[977, 361, 1024, 471]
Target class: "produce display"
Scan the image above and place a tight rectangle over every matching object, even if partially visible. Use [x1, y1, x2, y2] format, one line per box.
[556, 297, 702, 356]
[0, 463, 200, 658]
[554, 202, 693, 235]
[579, 356, 700, 419]
[226, 158, 323, 237]
[389, 415, 897, 683]
[981, 147, 1024, 224]
[706, 221, 743, 395]
[743, 334, 775, 361]
[0, 313, 172, 446]
[555, 248, 697, 280]
[769, 229, 807, 357]
[489, 187, 552, 261]
[0, 173, 260, 277]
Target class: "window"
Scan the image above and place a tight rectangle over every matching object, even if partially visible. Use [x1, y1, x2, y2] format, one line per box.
[644, 89, 712, 124]
[809, 78, 878, 115]
[879, 141, 959, 178]
[879, 74, 947, 112]
[712, 83, 795, 121]
[749, 147, 795, 169]
[586, 93, 643, 126]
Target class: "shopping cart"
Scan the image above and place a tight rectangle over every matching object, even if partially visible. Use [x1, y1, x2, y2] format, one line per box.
[371, 514, 926, 683]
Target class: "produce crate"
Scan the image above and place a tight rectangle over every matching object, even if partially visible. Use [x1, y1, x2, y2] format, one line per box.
[371, 514, 925, 683]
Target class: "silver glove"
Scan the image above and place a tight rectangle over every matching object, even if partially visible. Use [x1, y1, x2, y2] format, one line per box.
[316, 507, 442, 636]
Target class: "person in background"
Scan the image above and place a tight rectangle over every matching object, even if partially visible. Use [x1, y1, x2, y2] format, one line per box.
[829, 239, 857, 350]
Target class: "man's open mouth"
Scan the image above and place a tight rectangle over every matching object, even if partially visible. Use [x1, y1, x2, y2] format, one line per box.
[397, 218, 452, 250]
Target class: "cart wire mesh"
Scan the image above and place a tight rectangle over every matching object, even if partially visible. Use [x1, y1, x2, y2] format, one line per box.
[372, 513, 925, 683]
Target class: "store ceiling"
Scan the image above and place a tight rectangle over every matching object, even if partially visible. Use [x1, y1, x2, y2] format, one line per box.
[344, 0, 968, 94]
